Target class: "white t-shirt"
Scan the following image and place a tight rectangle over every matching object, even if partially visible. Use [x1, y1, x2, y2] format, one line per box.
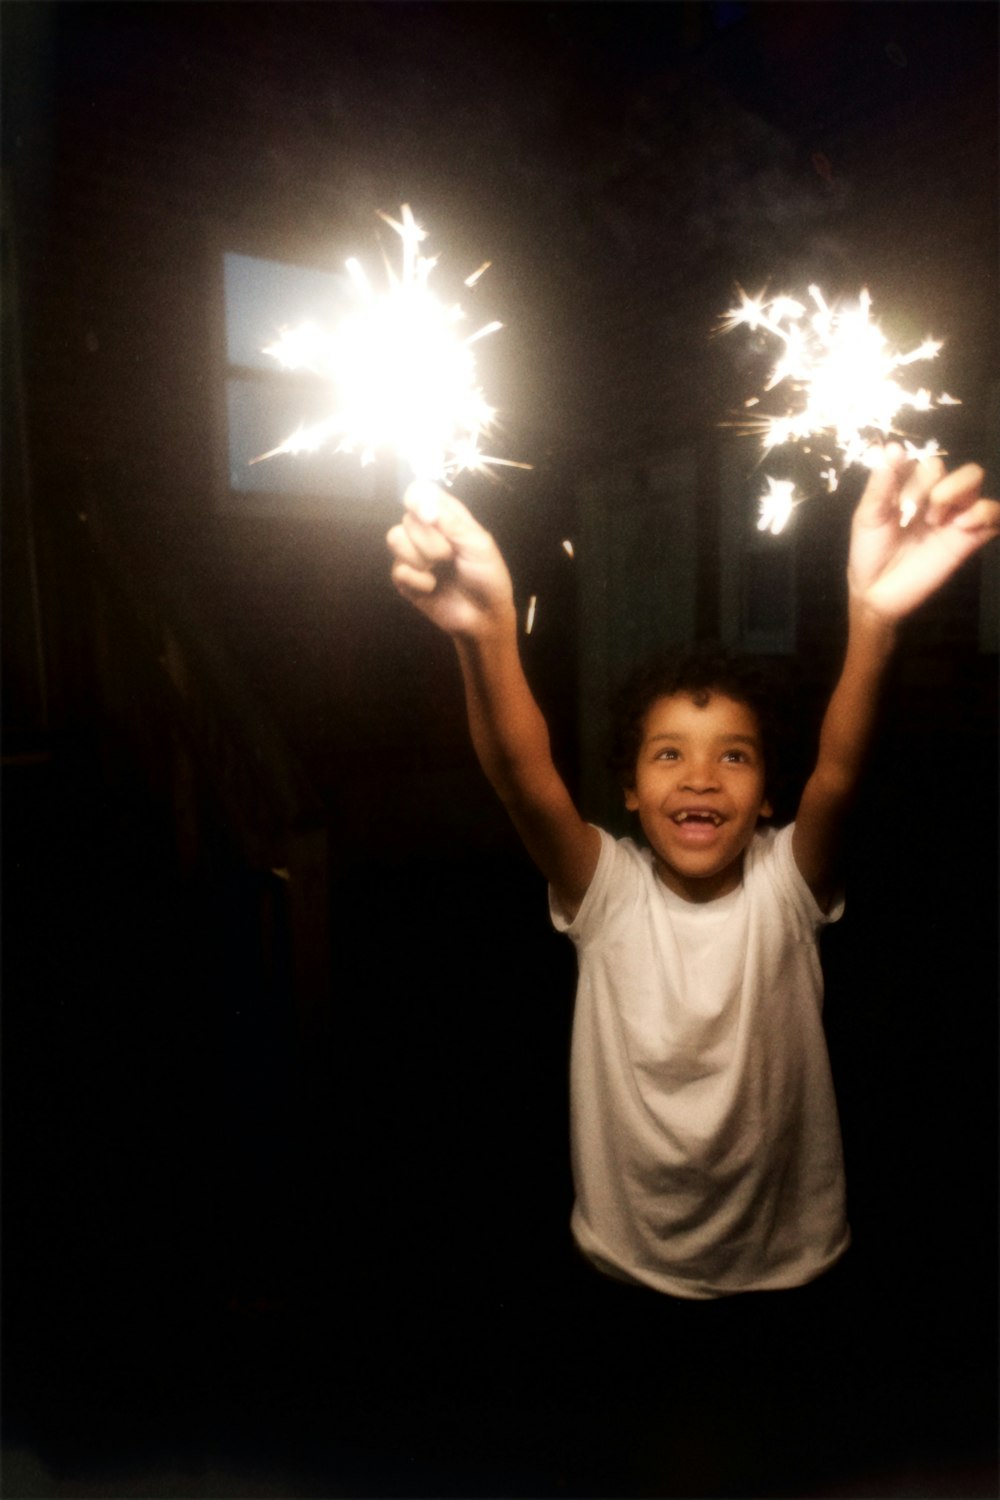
[550, 822, 850, 1299]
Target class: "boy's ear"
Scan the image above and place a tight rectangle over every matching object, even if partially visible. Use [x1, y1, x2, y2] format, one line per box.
[624, 783, 639, 812]
[758, 795, 774, 821]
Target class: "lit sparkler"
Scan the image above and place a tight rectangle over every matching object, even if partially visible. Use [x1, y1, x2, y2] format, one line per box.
[721, 284, 960, 532]
[254, 205, 529, 484]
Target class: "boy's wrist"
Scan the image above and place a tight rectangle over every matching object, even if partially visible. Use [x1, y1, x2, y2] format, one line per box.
[847, 593, 899, 651]
[453, 600, 519, 649]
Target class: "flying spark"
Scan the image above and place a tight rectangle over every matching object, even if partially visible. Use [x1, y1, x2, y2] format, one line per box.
[720, 284, 959, 532]
[757, 477, 798, 536]
[254, 205, 529, 484]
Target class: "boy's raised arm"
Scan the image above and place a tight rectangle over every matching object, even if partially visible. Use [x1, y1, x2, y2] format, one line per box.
[387, 481, 601, 918]
[794, 446, 1000, 910]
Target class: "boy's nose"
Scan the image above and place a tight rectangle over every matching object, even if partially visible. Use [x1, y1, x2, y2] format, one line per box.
[681, 771, 719, 793]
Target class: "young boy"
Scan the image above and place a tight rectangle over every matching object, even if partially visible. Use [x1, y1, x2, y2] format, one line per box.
[386, 448, 997, 1480]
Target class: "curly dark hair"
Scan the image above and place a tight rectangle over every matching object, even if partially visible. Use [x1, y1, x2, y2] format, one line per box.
[608, 643, 800, 822]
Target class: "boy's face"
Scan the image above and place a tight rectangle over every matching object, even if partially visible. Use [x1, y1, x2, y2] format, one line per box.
[624, 691, 772, 902]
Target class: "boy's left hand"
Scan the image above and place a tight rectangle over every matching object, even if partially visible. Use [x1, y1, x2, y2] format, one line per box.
[848, 445, 1000, 620]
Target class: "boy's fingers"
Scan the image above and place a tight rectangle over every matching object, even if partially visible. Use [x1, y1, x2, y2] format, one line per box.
[387, 518, 455, 577]
[854, 444, 914, 526]
[404, 479, 449, 525]
[401, 509, 454, 563]
[403, 479, 484, 549]
[898, 454, 946, 522]
[950, 495, 1000, 535]
[386, 520, 410, 557]
[386, 523, 428, 570]
[925, 462, 986, 524]
[391, 559, 439, 597]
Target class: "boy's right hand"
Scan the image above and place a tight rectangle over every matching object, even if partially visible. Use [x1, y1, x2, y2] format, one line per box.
[387, 480, 516, 639]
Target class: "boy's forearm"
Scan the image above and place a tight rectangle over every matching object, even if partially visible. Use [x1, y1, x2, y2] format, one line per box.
[454, 612, 556, 807]
[815, 598, 898, 793]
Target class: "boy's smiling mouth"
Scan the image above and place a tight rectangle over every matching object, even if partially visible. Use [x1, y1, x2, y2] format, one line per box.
[668, 807, 730, 847]
[672, 808, 725, 826]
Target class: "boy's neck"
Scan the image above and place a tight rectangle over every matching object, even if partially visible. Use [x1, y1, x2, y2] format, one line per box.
[652, 852, 747, 904]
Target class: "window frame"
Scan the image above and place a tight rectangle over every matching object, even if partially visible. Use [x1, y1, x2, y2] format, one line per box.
[207, 227, 403, 520]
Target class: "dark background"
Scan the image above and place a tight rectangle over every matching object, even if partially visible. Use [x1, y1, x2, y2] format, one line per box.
[3, 4, 997, 1497]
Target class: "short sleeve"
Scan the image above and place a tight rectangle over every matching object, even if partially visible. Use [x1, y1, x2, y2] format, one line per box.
[755, 822, 845, 929]
[549, 826, 641, 944]
[551, 828, 614, 930]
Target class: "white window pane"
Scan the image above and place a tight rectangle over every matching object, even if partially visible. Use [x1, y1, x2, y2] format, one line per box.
[223, 252, 351, 372]
[226, 378, 379, 505]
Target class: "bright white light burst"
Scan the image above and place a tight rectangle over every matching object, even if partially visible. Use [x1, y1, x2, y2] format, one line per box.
[255, 205, 528, 484]
[758, 476, 798, 537]
[721, 284, 960, 532]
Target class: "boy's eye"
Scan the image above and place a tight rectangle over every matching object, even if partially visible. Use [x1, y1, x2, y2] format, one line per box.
[654, 748, 680, 761]
[722, 749, 750, 763]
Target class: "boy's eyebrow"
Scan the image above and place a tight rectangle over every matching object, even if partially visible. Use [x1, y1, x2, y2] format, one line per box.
[646, 731, 761, 746]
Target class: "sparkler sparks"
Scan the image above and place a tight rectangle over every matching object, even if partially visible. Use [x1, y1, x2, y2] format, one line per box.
[757, 477, 797, 537]
[254, 205, 529, 484]
[721, 284, 960, 532]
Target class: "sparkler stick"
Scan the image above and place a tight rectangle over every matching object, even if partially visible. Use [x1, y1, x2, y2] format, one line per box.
[254, 205, 530, 486]
[720, 284, 960, 532]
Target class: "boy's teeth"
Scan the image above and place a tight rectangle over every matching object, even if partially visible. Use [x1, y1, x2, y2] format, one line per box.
[676, 811, 721, 825]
